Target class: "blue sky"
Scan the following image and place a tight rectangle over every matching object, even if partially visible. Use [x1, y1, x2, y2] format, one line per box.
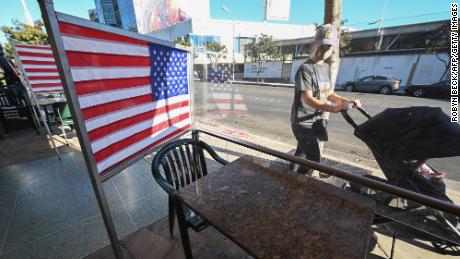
[0, 0, 452, 44]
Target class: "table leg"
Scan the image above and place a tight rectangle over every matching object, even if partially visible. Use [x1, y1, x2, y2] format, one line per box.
[174, 196, 194, 259]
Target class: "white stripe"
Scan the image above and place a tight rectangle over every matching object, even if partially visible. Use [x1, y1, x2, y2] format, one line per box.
[85, 94, 189, 132]
[23, 64, 57, 69]
[27, 72, 59, 77]
[216, 103, 231, 109]
[71, 67, 150, 82]
[20, 56, 54, 62]
[96, 118, 191, 172]
[32, 87, 63, 92]
[17, 47, 52, 54]
[78, 85, 152, 109]
[29, 79, 61, 84]
[62, 35, 149, 57]
[234, 104, 248, 110]
[91, 106, 189, 153]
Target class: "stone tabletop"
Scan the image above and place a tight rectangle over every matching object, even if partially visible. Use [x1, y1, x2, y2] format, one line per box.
[175, 156, 376, 259]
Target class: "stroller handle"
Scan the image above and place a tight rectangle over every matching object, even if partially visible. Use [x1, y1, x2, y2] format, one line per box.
[341, 107, 372, 130]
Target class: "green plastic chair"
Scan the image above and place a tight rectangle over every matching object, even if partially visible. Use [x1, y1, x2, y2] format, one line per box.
[52, 102, 73, 144]
[151, 138, 228, 237]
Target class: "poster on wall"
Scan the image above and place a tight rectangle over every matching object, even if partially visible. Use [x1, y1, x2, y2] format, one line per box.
[265, 0, 290, 21]
[133, 0, 194, 33]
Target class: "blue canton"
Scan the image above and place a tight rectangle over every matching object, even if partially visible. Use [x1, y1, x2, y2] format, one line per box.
[149, 44, 189, 100]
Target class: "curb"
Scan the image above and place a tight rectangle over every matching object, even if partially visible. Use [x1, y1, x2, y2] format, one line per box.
[232, 80, 294, 88]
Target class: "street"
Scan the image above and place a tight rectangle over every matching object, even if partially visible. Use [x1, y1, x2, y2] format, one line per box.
[193, 81, 458, 181]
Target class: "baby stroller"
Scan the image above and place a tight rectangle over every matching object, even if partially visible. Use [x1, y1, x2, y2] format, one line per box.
[341, 106, 460, 255]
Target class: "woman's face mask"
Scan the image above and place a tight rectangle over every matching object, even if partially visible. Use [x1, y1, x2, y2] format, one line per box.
[315, 45, 334, 60]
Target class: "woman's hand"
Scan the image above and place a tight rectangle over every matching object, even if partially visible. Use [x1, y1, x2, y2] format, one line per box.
[352, 99, 362, 108]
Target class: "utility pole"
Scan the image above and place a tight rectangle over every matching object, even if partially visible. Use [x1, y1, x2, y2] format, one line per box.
[324, 0, 342, 91]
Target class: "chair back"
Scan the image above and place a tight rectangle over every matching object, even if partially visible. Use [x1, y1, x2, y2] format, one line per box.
[151, 139, 228, 194]
[52, 102, 72, 120]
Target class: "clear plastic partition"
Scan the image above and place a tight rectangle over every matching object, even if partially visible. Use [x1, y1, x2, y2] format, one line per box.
[190, 48, 460, 258]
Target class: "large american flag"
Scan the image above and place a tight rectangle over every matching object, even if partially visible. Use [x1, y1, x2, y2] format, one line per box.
[14, 43, 64, 93]
[57, 21, 191, 174]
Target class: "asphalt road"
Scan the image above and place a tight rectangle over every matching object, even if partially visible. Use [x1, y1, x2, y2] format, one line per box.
[193, 82, 458, 181]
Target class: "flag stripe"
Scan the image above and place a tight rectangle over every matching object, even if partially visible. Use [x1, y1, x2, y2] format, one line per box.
[15, 44, 52, 50]
[30, 79, 61, 84]
[78, 85, 151, 109]
[88, 100, 189, 141]
[17, 48, 52, 54]
[91, 107, 189, 153]
[22, 60, 57, 70]
[28, 76, 61, 81]
[96, 119, 191, 172]
[67, 52, 150, 67]
[20, 56, 54, 62]
[17, 51, 54, 58]
[32, 87, 63, 92]
[99, 125, 190, 173]
[59, 22, 148, 46]
[75, 77, 150, 95]
[84, 94, 188, 132]
[71, 67, 150, 82]
[30, 82, 63, 87]
[62, 35, 150, 57]
[28, 72, 59, 77]
[82, 94, 153, 120]
[25, 68, 58, 73]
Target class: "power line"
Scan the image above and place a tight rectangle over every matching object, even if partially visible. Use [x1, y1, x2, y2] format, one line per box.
[346, 11, 450, 27]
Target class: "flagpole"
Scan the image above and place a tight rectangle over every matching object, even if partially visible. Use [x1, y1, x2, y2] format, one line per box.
[11, 40, 61, 159]
[37, 0, 123, 258]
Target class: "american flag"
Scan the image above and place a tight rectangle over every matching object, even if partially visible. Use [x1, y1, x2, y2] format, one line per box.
[207, 66, 247, 118]
[14, 43, 63, 93]
[57, 21, 191, 174]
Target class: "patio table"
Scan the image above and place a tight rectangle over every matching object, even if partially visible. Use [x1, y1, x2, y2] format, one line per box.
[36, 96, 66, 127]
[173, 155, 376, 259]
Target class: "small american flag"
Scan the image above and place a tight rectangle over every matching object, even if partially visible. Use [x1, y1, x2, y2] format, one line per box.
[207, 66, 247, 118]
[58, 21, 191, 173]
[14, 43, 63, 93]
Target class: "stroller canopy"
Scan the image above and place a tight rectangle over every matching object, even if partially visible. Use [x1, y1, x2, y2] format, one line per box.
[358, 106, 460, 161]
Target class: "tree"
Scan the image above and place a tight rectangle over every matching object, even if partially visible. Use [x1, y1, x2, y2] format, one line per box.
[1, 19, 48, 58]
[245, 33, 278, 82]
[203, 41, 227, 67]
[174, 35, 192, 47]
[425, 22, 453, 81]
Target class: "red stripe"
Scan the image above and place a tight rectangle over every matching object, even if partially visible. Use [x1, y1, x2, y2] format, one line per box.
[66, 52, 150, 67]
[99, 125, 190, 174]
[30, 83, 63, 87]
[18, 51, 53, 58]
[87, 100, 189, 141]
[59, 22, 148, 46]
[75, 77, 150, 95]
[25, 68, 58, 73]
[94, 113, 190, 163]
[16, 45, 51, 50]
[21, 60, 56, 66]
[28, 76, 60, 81]
[82, 94, 153, 120]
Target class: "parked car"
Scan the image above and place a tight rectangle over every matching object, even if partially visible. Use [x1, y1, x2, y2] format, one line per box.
[404, 80, 450, 98]
[343, 75, 401, 94]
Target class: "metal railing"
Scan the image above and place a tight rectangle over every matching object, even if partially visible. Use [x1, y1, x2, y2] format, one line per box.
[193, 128, 460, 217]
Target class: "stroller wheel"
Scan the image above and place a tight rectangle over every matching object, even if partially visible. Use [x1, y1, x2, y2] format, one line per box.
[431, 240, 460, 255]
